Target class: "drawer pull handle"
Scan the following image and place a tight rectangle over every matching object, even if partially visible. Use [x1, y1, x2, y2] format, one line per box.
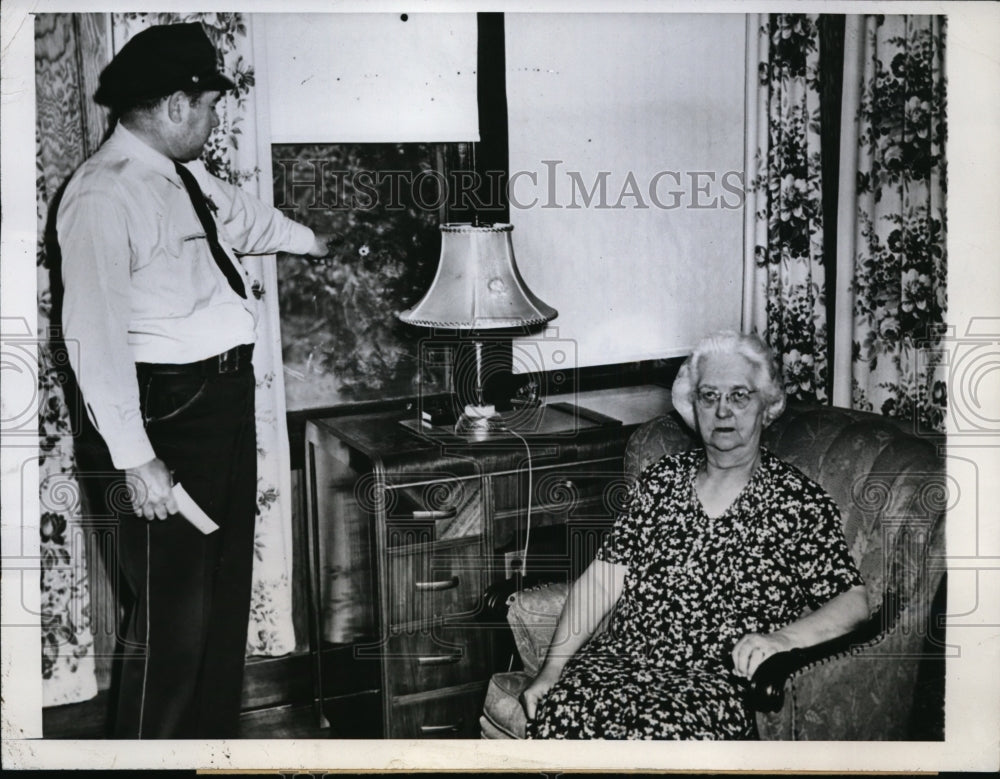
[415, 576, 460, 591]
[411, 508, 457, 520]
[417, 653, 462, 666]
[557, 477, 610, 492]
[420, 721, 462, 734]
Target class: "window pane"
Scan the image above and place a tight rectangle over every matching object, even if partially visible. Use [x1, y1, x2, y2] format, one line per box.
[273, 143, 458, 410]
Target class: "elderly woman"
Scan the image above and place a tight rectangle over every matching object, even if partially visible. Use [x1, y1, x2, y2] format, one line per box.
[522, 331, 869, 739]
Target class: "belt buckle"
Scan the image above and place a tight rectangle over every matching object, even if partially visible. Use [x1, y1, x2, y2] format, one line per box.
[218, 347, 239, 374]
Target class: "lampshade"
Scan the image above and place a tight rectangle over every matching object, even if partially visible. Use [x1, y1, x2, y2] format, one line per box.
[398, 223, 557, 329]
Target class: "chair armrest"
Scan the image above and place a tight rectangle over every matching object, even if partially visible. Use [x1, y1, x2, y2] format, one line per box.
[745, 589, 900, 712]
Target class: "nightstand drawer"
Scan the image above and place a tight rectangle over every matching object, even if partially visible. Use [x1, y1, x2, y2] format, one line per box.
[390, 684, 487, 739]
[387, 537, 485, 625]
[386, 624, 490, 696]
[492, 461, 626, 515]
[386, 476, 483, 544]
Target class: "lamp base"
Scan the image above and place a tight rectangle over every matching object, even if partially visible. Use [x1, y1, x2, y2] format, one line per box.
[453, 404, 507, 437]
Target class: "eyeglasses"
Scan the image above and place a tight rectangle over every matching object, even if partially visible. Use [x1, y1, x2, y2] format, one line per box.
[695, 388, 758, 410]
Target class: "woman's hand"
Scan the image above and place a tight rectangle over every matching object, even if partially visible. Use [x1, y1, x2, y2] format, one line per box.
[731, 631, 795, 679]
[520, 671, 559, 720]
[732, 586, 869, 679]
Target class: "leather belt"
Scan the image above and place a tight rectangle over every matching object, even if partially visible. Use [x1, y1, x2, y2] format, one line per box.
[136, 344, 254, 377]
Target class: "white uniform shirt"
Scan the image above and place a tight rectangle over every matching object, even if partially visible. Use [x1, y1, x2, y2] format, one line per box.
[58, 123, 315, 470]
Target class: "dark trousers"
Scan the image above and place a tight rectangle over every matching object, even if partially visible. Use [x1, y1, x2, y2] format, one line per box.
[107, 361, 257, 738]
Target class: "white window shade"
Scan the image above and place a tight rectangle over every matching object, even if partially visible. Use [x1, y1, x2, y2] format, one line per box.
[505, 13, 746, 371]
[260, 13, 479, 143]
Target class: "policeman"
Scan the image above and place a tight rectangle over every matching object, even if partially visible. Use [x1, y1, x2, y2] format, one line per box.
[58, 23, 331, 738]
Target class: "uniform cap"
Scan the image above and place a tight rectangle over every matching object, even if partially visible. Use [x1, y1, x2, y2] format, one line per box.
[94, 23, 235, 108]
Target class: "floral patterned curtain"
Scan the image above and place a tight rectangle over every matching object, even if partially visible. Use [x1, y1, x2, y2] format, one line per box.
[838, 16, 947, 432]
[745, 14, 829, 403]
[36, 12, 297, 707]
[36, 12, 106, 707]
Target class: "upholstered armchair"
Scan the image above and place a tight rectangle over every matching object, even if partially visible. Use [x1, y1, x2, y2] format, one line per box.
[480, 403, 946, 740]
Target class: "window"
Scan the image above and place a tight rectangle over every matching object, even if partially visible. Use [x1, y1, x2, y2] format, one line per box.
[273, 142, 471, 410]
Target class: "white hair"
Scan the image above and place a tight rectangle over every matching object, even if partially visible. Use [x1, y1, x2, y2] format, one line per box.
[671, 330, 786, 429]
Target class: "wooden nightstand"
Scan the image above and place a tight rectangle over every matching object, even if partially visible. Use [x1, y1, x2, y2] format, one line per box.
[303, 385, 672, 737]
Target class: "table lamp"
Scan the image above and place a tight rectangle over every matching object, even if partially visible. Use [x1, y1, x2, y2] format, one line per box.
[398, 222, 557, 435]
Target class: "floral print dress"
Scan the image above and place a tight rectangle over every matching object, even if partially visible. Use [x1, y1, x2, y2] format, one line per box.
[526, 448, 864, 739]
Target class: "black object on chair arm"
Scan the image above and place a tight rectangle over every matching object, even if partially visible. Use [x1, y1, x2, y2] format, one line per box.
[746, 589, 902, 713]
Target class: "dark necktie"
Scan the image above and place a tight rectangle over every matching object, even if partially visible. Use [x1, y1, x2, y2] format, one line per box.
[173, 161, 247, 299]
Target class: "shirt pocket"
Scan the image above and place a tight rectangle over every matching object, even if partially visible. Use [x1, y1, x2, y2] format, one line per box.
[132, 197, 219, 307]
[164, 194, 209, 259]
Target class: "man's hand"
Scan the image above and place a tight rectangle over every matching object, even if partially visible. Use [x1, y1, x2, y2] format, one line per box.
[125, 457, 178, 520]
[731, 631, 795, 679]
[306, 232, 336, 258]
